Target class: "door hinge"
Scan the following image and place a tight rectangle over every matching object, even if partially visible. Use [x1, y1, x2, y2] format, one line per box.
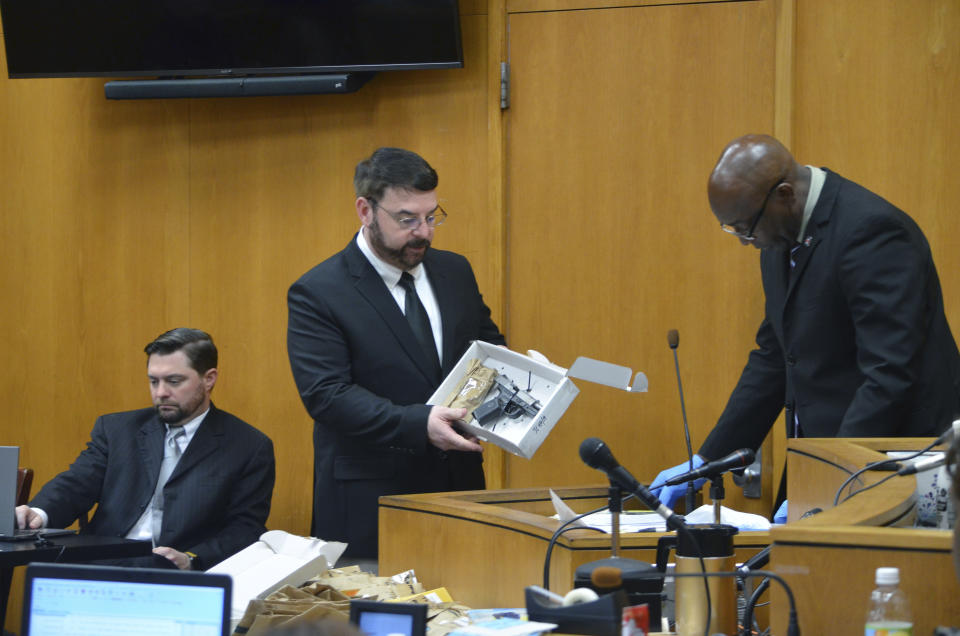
[500, 62, 510, 110]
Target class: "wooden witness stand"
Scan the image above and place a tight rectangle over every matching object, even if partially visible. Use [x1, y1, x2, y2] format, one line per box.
[771, 438, 958, 635]
[378, 488, 770, 613]
[380, 438, 959, 635]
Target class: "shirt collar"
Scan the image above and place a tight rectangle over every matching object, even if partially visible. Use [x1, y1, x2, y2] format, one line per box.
[356, 228, 425, 288]
[796, 165, 825, 243]
[167, 407, 208, 444]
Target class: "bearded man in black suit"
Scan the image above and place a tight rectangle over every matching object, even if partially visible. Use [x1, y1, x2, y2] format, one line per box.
[287, 147, 506, 559]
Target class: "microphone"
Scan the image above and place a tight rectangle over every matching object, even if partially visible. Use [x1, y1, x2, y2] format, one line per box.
[666, 329, 679, 350]
[664, 448, 756, 486]
[579, 437, 686, 531]
[667, 329, 696, 512]
[897, 454, 946, 476]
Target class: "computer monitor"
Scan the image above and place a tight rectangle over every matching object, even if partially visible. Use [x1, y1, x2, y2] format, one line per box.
[21, 562, 232, 636]
[349, 599, 427, 636]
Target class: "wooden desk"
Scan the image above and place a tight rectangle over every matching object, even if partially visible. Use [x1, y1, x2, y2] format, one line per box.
[381, 439, 959, 634]
[769, 438, 959, 635]
[0, 533, 152, 629]
[379, 486, 768, 609]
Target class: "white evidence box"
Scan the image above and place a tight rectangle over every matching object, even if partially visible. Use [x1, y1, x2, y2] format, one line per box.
[429, 341, 648, 459]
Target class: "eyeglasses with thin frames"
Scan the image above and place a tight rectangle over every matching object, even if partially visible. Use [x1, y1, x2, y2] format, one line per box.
[370, 199, 448, 231]
[720, 177, 785, 241]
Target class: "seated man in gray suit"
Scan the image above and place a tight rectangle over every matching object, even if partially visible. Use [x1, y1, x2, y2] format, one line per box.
[16, 327, 276, 570]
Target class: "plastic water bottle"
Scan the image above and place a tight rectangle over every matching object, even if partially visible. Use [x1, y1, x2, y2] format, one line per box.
[864, 567, 913, 636]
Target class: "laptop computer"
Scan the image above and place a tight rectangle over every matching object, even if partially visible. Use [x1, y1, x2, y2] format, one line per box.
[0, 446, 75, 541]
[21, 562, 232, 636]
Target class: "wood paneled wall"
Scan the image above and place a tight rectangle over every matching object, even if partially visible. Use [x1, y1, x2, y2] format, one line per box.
[501, 0, 776, 510]
[793, 0, 960, 320]
[2, 0, 959, 628]
[0, 10, 498, 532]
[1, 7, 498, 630]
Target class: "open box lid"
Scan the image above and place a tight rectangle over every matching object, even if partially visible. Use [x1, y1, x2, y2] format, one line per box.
[565, 355, 648, 392]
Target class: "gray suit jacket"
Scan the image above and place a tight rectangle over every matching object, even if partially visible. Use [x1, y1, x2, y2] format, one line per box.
[31, 404, 275, 569]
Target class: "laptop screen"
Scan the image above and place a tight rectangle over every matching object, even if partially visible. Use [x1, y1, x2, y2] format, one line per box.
[22, 563, 232, 636]
[0, 446, 20, 536]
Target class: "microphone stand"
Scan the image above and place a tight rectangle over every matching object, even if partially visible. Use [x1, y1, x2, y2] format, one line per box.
[709, 475, 725, 525]
[608, 482, 623, 557]
[685, 471, 696, 514]
[668, 330, 697, 514]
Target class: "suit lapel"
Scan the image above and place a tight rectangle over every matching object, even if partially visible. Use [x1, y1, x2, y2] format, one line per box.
[345, 238, 442, 384]
[424, 257, 463, 377]
[137, 417, 165, 497]
[785, 235, 820, 301]
[168, 406, 223, 483]
[784, 170, 838, 305]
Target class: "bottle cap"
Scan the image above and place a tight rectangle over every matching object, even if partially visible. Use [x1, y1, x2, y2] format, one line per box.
[875, 567, 899, 585]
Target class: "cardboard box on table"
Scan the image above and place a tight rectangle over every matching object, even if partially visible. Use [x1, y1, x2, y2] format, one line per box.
[207, 530, 347, 628]
[428, 341, 647, 458]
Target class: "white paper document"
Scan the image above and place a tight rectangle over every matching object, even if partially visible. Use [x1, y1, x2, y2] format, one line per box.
[549, 490, 770, 532]
[685, 504, 771, 530]
[451, 618, 558, 636]
[549, 488, 666, 532]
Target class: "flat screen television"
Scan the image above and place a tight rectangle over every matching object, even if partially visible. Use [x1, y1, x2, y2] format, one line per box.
[0, 1, 463, 79]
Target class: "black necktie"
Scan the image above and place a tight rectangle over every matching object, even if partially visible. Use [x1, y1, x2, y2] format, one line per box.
[399, 272, 441, 375]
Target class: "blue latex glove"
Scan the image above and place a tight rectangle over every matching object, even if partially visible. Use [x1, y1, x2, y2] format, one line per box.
[773, 499, 788, 524]
[650, 454, 706, 509]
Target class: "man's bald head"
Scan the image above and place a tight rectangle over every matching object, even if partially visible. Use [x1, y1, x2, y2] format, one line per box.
[708, 134, 808, 249]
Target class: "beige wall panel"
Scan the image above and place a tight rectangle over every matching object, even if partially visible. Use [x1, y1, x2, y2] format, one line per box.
[793, 0, 960, 330]
[0, 64, 192, 482]
[186, 14, 496, 535]
[503, 2, 776, 512]
[1, 38, 192, 631]
[2, 11, 494, 628]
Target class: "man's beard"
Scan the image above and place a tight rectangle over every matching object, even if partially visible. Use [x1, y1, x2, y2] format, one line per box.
[154, 385, 205, 425]
[368, 216, 430, 269]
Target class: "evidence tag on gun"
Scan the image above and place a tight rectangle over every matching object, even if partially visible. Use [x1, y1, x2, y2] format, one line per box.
[473, 370, 543, 428]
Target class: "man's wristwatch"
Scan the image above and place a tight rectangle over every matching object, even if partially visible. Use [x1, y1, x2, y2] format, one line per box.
[185, 551, 201, 570]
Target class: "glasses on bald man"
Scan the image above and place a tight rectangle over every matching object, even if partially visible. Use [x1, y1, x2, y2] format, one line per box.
[720, 177, 785, 241]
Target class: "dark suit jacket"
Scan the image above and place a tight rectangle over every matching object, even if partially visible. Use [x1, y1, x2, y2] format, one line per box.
[701, 169, 960, 460]
[287, 236, 505, 557]
[30, 404, 275, 569]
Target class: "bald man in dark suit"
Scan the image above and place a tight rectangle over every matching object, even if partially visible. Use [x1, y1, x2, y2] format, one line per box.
[653, 134, 960, 512]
